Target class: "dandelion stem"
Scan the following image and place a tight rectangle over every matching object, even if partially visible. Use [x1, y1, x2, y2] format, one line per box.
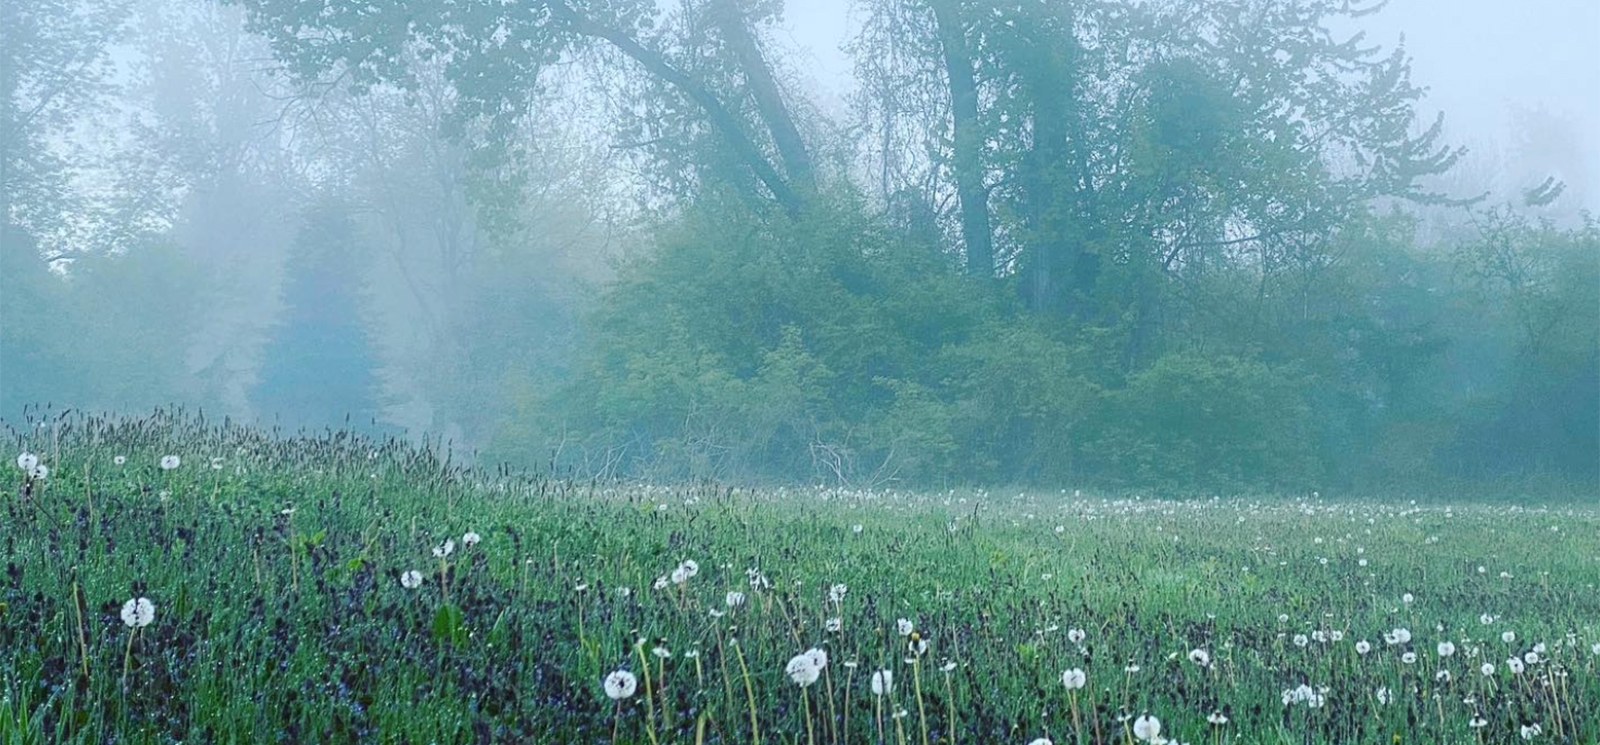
[120, 628, 137, 692]
[942, 669, 956, 745]
[875, 690, 885, 745]
[633, 642, 662, 745]
[912, 658, 929, 745]
[71, 579, 91, 681]
[802, 685, 816, 745]
[1068, 690, 1082, 745]
[732, 639, 761, 745]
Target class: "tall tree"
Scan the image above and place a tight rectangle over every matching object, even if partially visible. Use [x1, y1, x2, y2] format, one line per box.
[855, 0, 1463, 321]
[927, 0, 993, 276]
[252, 203, 382, 431]
[230, 0, 818, 218]
[0, 0, 128, 250]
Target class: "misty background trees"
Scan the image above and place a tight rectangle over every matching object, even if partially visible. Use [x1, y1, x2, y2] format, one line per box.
[2, 0, 1595, 494]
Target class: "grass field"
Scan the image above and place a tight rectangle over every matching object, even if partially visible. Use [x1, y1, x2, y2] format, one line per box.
[3, 413, 1598, 744]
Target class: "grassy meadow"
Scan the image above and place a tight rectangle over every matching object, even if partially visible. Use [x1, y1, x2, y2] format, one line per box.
[3, 413, 1598, 744]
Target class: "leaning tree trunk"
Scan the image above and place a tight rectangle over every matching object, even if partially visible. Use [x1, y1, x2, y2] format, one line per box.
[928, 0, 994, 277]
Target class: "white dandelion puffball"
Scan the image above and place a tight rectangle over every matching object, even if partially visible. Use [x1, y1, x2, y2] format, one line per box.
[603, 670, 638, 700]
[804, 647, 828, 670]
[433, 539, 455, 558]
[1402, 593, 1414, 604]
[1356, 640, 1372, 655]
[897, 618, 915, 636]
[16, 453, 38, 471]
[1401, 652, 1417, 664]
[1067, 628, 1086, 645]
[1507, 657, 1526, 674]
[120, 597, 155, 628]
[851, 524, 864, 534]
[786, 653, 822, 686]
[29, 464, 48, 480]
[159, 455, 181, 470]
[1437, 641, 1457, 657]
[907, 635, 929, 656]
[670, 565, 691, 585]
[678, 559, 699, 579]
[825, 617, 842, 632]
[1132, 714, 1161, 742]
[1061, 668, 1087, 690]
[652, 645, 672, 659]
[401, 570, 423, 589]
[871, 669, 894, 696]
[114, 455, 127, 466]
[461, 531, 481, 547]
[829, 583, 848, 603]
[1293, 634, 1309, 647]
[1207, 712, 1229, 725]
[1026, 739, 1053, 745]
[725, 591, 746, 608]
[1502, 630, 1516, 644]
[1188, 648, 1211, 667]
[1521, 723, 1542, 740]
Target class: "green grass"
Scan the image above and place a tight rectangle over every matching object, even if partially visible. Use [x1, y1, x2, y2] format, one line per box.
[3, 411, 1598, 744]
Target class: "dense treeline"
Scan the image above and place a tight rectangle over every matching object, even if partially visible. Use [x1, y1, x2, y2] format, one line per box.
[2, 0, 1595, 494]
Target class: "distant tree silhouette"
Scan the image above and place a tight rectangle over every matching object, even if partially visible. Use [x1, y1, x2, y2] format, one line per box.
[253, 202, 382, 431]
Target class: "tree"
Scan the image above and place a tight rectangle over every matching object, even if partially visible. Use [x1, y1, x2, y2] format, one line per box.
[252, 203, 383, 431]
[228, 0, 819, 217]
[854, 0, 1463, 319]
[0, 0, 128, 251]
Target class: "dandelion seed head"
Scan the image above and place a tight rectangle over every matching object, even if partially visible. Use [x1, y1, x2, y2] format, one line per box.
[786, 653, 821, 686]
[1132, 714, 1161, 742]
[871, 669, 894, 695]
[1060, 668, 1086, 690]
[120, 597, 155, 628]
[603, 670, 638, 700]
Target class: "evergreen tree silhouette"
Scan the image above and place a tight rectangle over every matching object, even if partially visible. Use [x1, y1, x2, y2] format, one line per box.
[253, 203, 382, 431]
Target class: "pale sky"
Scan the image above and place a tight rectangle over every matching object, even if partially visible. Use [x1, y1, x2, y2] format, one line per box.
[775, 0, 1600, 211]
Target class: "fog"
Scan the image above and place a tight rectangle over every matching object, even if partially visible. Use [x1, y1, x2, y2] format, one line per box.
[782, 0, 1600, 210]
[3, 0, 1596, 495]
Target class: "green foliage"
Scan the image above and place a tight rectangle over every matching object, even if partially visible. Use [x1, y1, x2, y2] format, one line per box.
[1, 230, 203, 418]
[1445, 211, 1599, 481]
[536, 193, 1596, 495]
[1084, 354, 1320, 492]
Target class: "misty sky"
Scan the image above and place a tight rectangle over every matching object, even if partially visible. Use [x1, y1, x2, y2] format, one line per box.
[780, 0, 1600, 211]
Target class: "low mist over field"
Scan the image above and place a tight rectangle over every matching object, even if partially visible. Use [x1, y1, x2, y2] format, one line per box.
[2, 3, 1600, 740]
